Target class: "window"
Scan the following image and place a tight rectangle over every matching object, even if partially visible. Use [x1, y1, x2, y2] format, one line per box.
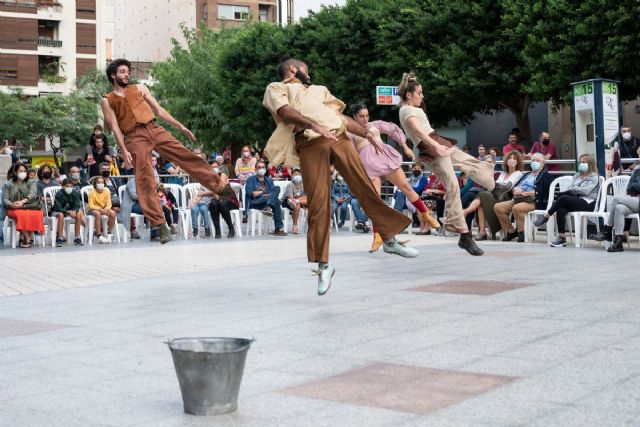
[218, 4, 249, 20]
[259, 8, 267, 21]
[0, 57, 18, 79]
[202, 3, 208, 21]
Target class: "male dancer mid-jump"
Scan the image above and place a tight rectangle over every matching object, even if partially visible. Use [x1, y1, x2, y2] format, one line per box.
[263, 56, 418, 296]
[100, 59, 221, 244]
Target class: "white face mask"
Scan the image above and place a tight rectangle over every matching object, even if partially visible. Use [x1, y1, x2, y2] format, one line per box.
[95, 183, 105, 191]
[213, 167, 220, 174]
[64, 187, 74, 194]
[242, 151, 251, 158]
[622, 132, 632, 141]
[257, 168, 266, 177]
[292, 175, 302, 184]
[17, 172, 27, 180]
[71, 173, 80, 180]
[578, 162, 589, 173]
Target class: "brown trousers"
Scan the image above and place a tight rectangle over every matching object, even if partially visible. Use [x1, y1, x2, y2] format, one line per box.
[125, 122, 219, 226]
[297, 133, 411, 263]
[495, 200, 535, 232]
[422, 135, 496, 232]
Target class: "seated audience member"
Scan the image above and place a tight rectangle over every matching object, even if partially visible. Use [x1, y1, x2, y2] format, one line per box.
[270, 164, 291, 181]
[164, 159, 185, 185]
[36, 164, 58, 198]
[68, 165, 87, 191]
[591, 166, 640, 252]
[120, 177, 143, 240]
[393, 162, 430, 233]
[189, 180, 214, 238]
[527, 131, 559, 172]
[98, 162, 121, 212]
[350, 195, 371, 233]
[503, 131, 526, 156]
[215, 155, 230, 176]
[53, 178, 85, 246]
[235, 145, 257, 185]
[244, 161, 286, 236]
[477, 144, 487, 161]
[27, 168, 37, 180]
[85, 134, 111, 178]
[533, 154, 600, 247]
[2, 163, 44, 248]
[617, 126, 639, 172]
[494, 153, 554, 242]
[424, 172, 449, 233]
[157, 184, 180, 234]
[86, 124, 110, 165]
[282, 168, 307, 234]
[489, 147, 503, 169]
[87, 176, 117, 244]
[464, 150, 525, 240]
[331, 174, 351, 228]
[209, 171, 239, 238]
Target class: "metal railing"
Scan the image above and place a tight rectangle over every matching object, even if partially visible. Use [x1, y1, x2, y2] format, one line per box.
[38, 38, 62, 48]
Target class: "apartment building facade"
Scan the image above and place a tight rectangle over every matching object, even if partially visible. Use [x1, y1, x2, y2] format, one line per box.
[0, 0, 106, 96]
[196, 0, 277, 29]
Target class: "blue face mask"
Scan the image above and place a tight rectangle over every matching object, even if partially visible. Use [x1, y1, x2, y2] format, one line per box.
[531, 161, 541, 171]
[578, 162, 589, 173]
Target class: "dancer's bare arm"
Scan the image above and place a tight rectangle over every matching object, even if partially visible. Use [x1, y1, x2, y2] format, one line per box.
[405, 117, 451, 157]
[138, 84, 196, 142]
[276, 106, 337, 141]
[343, 116, 382, 154]
[100, 98, 133, 168]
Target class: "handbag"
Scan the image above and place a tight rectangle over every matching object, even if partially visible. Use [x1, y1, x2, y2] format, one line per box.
[513, 195, 535, 204]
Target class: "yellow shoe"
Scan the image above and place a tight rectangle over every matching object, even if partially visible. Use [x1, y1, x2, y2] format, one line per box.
[369, 232, 383, 253]
[421, 210, 440, 228]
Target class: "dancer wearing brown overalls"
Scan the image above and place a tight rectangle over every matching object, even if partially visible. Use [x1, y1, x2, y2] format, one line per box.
[100, 59, 220, 244]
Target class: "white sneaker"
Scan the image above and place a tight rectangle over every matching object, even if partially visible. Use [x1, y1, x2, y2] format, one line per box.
[312, 265, 335, 296]
[383, 239, 419, 258]
[98, 235, 108, 244]
[107, 234, 113, 243]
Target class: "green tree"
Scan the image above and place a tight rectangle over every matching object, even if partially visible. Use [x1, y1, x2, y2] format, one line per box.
[0, 89, 34, 143]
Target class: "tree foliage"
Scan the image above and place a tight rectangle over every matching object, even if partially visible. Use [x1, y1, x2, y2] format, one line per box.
[150, 0, 640, 153]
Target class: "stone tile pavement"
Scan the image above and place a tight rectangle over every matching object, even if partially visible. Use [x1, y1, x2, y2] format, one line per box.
[0, 231, 638, 426]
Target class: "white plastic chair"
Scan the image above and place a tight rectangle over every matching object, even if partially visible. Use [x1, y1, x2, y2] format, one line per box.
[524, 175, 572, 243]
[81, 185, 123, 244]
[606, 176, 638, 248]
[248, 181, 288, 236]
[162, 183, 188, 239]
[577, 176, 611, 248]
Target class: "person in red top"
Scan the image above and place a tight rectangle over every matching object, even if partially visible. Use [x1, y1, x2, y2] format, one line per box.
[502, 132, 526, 156]
[527, 131, 559, 171]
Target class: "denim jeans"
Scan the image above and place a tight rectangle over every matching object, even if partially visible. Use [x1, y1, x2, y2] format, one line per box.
[191, 203, 210, 229]
[331, 200, 349, 222]
[249, 189, 283, 230]
[393, 191, 407, 212]
[350, 198, 368, 222]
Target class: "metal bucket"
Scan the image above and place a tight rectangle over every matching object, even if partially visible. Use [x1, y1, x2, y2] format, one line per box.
[167, 337, 252, 415]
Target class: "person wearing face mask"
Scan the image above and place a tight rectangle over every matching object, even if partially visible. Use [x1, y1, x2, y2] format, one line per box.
[282, 168, 307, 234]
[330, 174, 352, 229]
[189, 162, 223, 238]
[235, 145, 257, 185]
[494, 152, 554, 242]
[349, 103, 439, 251]
[98, 162, 122, 211]
[36, 164, 58, 198]
[533, 154, 600, 247]
[52, 178, 85, 246]
[208, 164, 240, 238]
[68, 166, 87, 191]
[617, 126, 639, 171]
[215, 155, 230, 176]
[3, 163, 44, 248]
[244, 160, 287, 236]
[527, 131, 559, 171]
[87, 176, 117, 244]
[84, 134, 112, 178]
[393, 162, 431, 234]
[464, 151, 525, 240]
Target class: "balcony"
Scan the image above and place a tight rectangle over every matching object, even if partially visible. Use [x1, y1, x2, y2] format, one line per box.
[37, 0, 62, 7]
[38, 38, 62, 48]
[0, 1, 37, 13]
[37, 0, 63, 20]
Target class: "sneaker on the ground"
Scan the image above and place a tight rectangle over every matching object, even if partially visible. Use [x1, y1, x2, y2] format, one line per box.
[363, 224, 371, 233]
[502, 230, 519, 241]
[292, 225, 299, 234]
[338, 221, 345, 229]
[55, 238, 64, 247]
[192, 227, 198, 237]
[130, 230, 140, 240]
[382, 239, 419, 258]
[170, 224, 178, 235]
[261, 206, 273, 217]
[204, 226, 211, 237]
[242, 217, 248, 224]
[271, 228, 287, 236]
[549, 236, 566, 247]
[354, 221, 364, 232]
[107, 234, 113, 244]
[98, 235, 109, 244]
[74, 237, 83, 246]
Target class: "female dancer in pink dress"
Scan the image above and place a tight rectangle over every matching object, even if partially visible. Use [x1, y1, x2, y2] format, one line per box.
[349, 104, 440, 252]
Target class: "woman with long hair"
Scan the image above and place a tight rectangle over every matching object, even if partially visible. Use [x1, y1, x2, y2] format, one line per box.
[397, 73, 507, 255]
[349, 103, 440, 251]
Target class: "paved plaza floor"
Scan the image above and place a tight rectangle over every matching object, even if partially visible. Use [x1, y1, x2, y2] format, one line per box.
[0, 230, 638, 426]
